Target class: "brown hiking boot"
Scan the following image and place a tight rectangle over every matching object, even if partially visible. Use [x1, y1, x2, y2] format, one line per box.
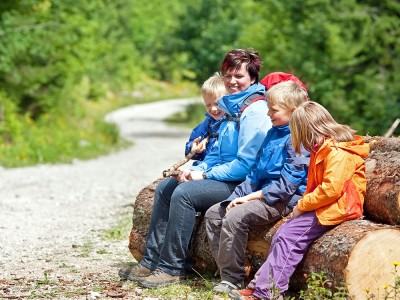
[118, 264, 152, 281]
[137, 269, 188, 288]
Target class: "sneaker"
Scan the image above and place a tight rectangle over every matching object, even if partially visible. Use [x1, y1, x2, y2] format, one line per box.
[118, 264, 152, 281]
[229, 289, 259, 300]
[137, 269, 188, 288]
[229, 289, 284, 300]
[213, 280, 243, 293]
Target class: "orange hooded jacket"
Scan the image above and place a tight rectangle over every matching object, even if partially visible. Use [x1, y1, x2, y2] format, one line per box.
[297, 135, 370, 226]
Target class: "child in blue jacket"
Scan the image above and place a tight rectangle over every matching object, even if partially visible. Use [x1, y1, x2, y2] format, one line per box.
[185, 72, 226, 165]
[205, 80, 310, 293]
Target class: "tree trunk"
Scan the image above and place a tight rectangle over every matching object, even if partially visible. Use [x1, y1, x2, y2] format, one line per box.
[364, 136, 400, 225]
[128, 136, 400, 299]
[290, 219, 400, 299]
[128, 178, 164, 261]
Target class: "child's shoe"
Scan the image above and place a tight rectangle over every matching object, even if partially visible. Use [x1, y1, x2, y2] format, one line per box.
[229, 288, 259, 300]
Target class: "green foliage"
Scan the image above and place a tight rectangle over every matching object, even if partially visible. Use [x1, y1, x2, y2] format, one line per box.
[298, 272, 349, 299]
[0, 0, 398, 167]
[165, 102, 206, 128]
[241, 0, 400, 136]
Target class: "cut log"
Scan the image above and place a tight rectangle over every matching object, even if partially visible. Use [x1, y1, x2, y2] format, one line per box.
[128, 136, 400, 298]
[290, 219, 400, 299]
[128, 178, 164, 260]
[364, 136, 400, 225]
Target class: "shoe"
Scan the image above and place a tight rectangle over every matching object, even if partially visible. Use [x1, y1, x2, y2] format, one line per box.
[137, 269, 188, 288]
[118, 264, 152, 281]
[229, 289, 259, 300]
[213, 280, 243, 293]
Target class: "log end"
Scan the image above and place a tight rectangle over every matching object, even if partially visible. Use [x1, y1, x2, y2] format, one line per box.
[346, 228, 400, 299]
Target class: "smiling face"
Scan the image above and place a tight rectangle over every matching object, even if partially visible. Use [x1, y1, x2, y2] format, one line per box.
[223, 63, 255, 94]
[267, 102, 292, 127]
[203, 94, 224, 120]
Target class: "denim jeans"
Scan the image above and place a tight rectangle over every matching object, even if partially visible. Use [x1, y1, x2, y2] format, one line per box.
[140, 177, 240, 276]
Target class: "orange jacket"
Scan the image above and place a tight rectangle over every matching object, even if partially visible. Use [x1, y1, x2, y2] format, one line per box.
[297, 136, 369, 226]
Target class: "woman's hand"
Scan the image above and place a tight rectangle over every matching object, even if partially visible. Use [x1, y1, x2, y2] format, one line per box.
[172, 168, 191, 183]
[188, 171, 204, 181]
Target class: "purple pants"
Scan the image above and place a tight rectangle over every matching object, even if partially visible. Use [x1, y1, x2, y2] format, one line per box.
[247, 211, 333, 299]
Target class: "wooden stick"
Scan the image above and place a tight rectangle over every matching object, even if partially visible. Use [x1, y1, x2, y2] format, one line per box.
[384, 118, 400, 138]
[162, 136, 209, 177]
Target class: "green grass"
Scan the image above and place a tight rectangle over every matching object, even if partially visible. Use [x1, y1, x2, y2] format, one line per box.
[164, 102, 207, 128]
[0, 78, 198, 168]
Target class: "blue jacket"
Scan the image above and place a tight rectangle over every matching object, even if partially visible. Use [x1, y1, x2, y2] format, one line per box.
[227, 124, 310, 208]
[191, 83, 271, 181]
[185, 114, 221, 166]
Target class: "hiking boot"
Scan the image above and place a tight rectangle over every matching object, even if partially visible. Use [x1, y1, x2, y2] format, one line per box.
[137, 269, 188, 288]
[213, 280, 243, 293]
[118, 264, 152, 281]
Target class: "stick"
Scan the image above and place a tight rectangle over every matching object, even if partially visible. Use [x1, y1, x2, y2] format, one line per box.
[383, 118, 400, 138]
[162, 136, 210, 177]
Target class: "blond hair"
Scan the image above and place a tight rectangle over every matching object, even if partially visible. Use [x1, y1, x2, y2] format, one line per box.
[201, 72, 227, 99]
[266, 81, 308, 113]
[290, 101, 356, 153]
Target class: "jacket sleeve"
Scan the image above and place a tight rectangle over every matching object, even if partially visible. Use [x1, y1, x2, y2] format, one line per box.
[205, 101, 271, 181]
[185, 116, 210, 161]
[262, 139, 310, 206]
[297, 149, 354, 211]
[189, 146, 219, 171]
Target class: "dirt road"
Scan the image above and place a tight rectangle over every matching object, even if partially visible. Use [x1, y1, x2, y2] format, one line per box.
[0, 98, 200, 299]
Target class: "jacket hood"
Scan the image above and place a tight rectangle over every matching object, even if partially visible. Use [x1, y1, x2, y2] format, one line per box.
[318, 135, 369, 161]
[336, 135, 369, 158]
[218, 82, 265, 117]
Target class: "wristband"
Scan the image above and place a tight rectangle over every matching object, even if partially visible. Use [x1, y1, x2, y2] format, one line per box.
[202, 172, 207, 179]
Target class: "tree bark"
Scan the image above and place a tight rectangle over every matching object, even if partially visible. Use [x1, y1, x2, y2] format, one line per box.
[364, 136, 400, 225]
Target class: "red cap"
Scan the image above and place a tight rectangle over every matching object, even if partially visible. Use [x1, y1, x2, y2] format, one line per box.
[260, 72, 308, 92]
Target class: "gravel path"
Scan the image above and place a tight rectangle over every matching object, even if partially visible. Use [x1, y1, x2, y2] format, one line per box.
[0, 98, 201, 299]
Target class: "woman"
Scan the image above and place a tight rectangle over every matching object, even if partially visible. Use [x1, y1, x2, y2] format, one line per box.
[119, 48, 272, 288]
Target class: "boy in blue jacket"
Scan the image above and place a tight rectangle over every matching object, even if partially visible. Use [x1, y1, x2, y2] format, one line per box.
[205, 80, 310, 293]
[185, 72, 226, 166]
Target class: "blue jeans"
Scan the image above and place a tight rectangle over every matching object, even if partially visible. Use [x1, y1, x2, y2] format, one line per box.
[140, 177, 240, 276]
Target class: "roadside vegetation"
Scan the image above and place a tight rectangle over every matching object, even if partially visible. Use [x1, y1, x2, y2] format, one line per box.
[0, 0, 398, 168]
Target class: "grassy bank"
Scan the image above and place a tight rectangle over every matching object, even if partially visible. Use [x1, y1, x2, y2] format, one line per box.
[0, 79, 198, 168]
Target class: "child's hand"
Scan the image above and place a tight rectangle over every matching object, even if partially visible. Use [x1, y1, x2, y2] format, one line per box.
[226, 197, 249, 213]
[191, 137, 206, 154]
[292, 205, 304, 218]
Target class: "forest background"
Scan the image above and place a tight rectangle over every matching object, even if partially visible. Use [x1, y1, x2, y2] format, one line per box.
[0, 0, 399, 168]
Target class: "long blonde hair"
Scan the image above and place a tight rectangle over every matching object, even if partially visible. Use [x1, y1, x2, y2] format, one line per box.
[290, 101, 356, 153]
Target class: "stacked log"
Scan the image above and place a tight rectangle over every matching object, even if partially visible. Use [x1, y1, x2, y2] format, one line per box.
[128, 136, 400, 299]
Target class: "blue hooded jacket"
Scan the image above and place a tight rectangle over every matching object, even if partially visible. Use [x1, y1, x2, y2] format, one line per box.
[191, 83, 271, 181]
[226, 124, 310, 208]
[185, 113, 222, 166]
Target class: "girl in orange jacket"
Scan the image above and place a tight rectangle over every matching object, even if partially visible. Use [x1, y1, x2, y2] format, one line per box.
[231, 101, 370, 300]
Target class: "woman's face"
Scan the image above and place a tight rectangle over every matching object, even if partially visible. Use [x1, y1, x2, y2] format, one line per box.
[223, 63, 255, 94]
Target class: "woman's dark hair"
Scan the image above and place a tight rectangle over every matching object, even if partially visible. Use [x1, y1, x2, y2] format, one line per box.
[221, 48, 262, 82]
